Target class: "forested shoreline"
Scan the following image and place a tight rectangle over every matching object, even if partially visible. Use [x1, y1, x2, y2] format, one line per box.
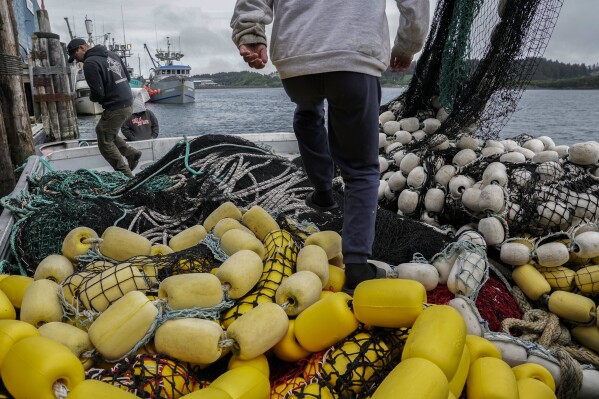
[193, 58, 599, 89]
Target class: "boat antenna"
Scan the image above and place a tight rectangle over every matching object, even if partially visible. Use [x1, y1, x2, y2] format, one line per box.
[121, 5, 128, 66]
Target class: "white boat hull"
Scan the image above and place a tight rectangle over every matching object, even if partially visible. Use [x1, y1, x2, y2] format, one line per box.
[74, 97, 103, 115]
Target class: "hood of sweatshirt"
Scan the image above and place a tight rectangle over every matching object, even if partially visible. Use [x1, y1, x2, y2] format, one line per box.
[84, 45, 109, 59]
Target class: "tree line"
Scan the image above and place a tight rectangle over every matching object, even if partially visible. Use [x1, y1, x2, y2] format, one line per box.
[192, 57, 597, 88]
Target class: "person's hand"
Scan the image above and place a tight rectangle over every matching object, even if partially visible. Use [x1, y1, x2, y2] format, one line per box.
[390, 53, 413, 73]
[239, 43, 268, 69]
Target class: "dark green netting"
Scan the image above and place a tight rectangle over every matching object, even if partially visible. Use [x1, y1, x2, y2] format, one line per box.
[382, 0, 563, 143]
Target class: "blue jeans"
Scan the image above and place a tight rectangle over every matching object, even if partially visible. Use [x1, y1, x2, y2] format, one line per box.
[282, 72, 381, 264]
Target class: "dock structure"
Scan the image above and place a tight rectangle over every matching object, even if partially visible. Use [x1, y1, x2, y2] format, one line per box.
[0, 0, 34, 196]
[30, 8, 78, 142]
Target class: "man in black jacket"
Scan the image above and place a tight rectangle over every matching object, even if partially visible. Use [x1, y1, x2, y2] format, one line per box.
[68, 38, 142, 177]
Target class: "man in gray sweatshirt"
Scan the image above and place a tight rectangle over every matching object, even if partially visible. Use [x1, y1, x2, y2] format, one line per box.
[231, 0, 430, 292]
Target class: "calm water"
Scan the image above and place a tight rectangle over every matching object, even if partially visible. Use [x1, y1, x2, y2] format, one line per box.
[77, 88, 599, 146]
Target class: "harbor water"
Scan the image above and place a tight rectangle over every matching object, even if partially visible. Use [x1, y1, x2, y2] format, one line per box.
[76, 88, 599, 146]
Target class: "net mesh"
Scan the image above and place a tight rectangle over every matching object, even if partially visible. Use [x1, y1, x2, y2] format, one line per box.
[382, 0, 563, 143]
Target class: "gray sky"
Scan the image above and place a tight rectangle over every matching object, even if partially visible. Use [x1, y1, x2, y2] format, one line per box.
[42, 0, 599, 76]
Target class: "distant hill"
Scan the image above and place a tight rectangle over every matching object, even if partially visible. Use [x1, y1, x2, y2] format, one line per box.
[193, 58, 599, 89]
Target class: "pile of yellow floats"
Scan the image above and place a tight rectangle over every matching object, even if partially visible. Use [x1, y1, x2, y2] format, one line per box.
[0, 202, 578, 398]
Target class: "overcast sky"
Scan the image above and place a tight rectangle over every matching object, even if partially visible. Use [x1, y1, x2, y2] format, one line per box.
[41, 0, 598, 76]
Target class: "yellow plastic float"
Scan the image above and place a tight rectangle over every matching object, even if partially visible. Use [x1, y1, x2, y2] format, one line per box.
[169, 225, 208, 252]
[467, 357, 519, 399]
[372, 357, 449, 399]
[66, 379, 141, 398]
[99, 226, 152, 261]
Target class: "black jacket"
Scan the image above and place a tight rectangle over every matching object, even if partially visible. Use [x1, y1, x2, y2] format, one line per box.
[121, 110, 159, 141]
[83, 45, 132, 110]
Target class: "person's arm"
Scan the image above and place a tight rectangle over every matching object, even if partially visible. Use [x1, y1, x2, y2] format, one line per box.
[149, 111, 159, 139]
[83, 61, 105, 103]
[390, 0, 430, 72]
[121, 117, 135, 141]
[231, 0, 274, 69]
[122, 58, 131, 82]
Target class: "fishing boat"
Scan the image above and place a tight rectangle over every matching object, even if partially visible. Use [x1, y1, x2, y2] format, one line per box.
[144, 37, 195, 104]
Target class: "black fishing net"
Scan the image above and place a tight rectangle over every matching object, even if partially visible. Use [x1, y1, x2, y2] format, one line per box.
[382, 0, 563, 143]
[86, 354, 211, 397]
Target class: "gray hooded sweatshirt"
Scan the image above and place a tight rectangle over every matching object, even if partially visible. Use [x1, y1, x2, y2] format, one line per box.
[231, 0, 430, 79]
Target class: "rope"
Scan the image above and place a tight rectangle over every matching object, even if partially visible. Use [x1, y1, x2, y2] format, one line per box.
[502, 287, 599, 398]
[0, 54, 23, 75]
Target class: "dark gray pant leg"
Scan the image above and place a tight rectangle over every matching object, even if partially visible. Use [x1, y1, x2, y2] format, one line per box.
[283, 72, 381, 264]
[96, 106, 135, 175]
[281, 75, 335, 192]
[324, 72, 381, 264]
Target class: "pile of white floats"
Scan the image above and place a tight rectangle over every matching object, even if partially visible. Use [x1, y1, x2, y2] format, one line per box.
[377, 104, 599, 398]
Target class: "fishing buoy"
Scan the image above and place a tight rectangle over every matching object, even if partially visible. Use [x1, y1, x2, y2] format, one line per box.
[479, 184, 505, 213]
[517, 378, 557, 399]
[216, 250, 264, 299]
[447, 252, 486, 296]
[512, 363, 556, 392]
[399, 117, 420, 132]
[383, 183, 395, 201]
[500, 139, 519, 151]
[1, 336, 85, 399]
[433, 251, 460, 285]
[499, 242, 531, 266]
[571, 325, 599, 352]
[38, 322, 94, 369]
[220, 229, 266, 259]
[210, 365, 271, 399]
[449, 175, 474, 199]
[457, 135, 480, 150]
[88, 291, 158, 360]
[500, 151, 526, 164]
[465, 334, 502, 363]
[453, 149, 478, 167]
[467, 357, 519, 399]
[532, 151, 559, 164]
[538, 266, 575, 292]
[155, 318, 224, 364]
[227, 303, 288, 360]
[398, 189, 420, 215]
[19, 279, 63, 327]
[387, 170, 407, 192]
[294, 292, 359, 352]
[514, 146, 536, 159]
[379, 111, 395, 125]
[571, 231, 599, 258]
[394, 130, 412, 144]
[461, 187, 482, 213]
[276, 271, 322, 316]
[412, 129, 427, 141]
[61, 226, 99, 262]
[158, 273, 223, 309]
[512, 264, 551, 300]
[424, 188, 446, 213]
[373, 357, 449, 399]
[458, 230, 487, 247]
[553, 145, 569, 158]
[272, 320, 311, 362]
[449, 297, 483, 336]
[377, 180, 388, 200]
[228, 353, 270, 377]
[435, 164, 457, 187]
[402, 305, 466, 381]
[304, 231, 342, 260]
[407, 166, 427, 189]
[574, 265, 599, 294]
[437, 107, 449, 122]
[568, 142, 599, 165]
[383, 121, 401, 135]
[547, 291, 595, 324]
[522, 138, 545, 153]
[478, 216, 505, 245]
[481, 146, 504, 157]
[485, 139, 505, 150]
[431, 134, 450, 150]
[482, 162, 508, 186]
[33, 254, 74, 283]
[213, 218, 253, 239]
[394, 262, 439, 291]
[0, 320, 40, 367]
[511, 168, 533, 189]
[203, 201, 242, 232]
[535, 242, 569, 267]
[99, 226, 152, 261]
[537, 201, 570, 227]
[378, 133, 387, 148]
[400, 152, 421, 175]
[242, 205, 280, 241]
[66, 380, 140, 399]
[536, 161, 564, 182]
[352, 279, 426, 328]
[296, 245, 330, 287]
[421, 118, 441, 134]
[150, 244, 174, 256]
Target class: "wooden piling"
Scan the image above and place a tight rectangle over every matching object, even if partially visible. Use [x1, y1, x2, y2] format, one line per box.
[0, 0, 34, 175]
[30, 9, 78, 141]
